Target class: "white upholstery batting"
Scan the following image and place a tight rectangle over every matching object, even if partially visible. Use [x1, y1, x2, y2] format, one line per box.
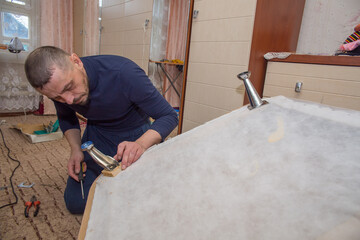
[84, 96, 360, 240]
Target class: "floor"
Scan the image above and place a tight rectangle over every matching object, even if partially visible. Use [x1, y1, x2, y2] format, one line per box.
[0, 113, 179, 240]
[0, 114, 83, 240]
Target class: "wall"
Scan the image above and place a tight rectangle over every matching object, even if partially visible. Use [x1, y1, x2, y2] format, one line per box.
[182, 0, 257, 132]
[297, 0, 360, 55]
[100, 0, 153, 73]
[73, 0, 84, 57]
[264, 61, 360, 111]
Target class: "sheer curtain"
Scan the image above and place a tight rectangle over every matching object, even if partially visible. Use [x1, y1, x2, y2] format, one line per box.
[0, 62, 40, 112]
[40, 0, 73, 115]
[0, 0, 41, 113]
[148, 0, 170, 92]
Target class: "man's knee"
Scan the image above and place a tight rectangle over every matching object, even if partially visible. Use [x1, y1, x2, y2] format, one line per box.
[64, 188, 86, 214]
[63, 170, 98, 214]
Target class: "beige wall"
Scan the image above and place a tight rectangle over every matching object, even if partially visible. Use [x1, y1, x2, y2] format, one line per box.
[73, 0, 84, 57]
[264, 62, 360, 111]
[99, 0, 258, 133]
[100, 0, 153, 73]
[182, 0, 257, 132]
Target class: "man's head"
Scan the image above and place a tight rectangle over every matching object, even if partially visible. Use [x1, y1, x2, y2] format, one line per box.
[25, 46, 89, 105]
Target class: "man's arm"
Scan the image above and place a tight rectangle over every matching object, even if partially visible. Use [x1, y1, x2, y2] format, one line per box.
[64, 128, 85, 181]
[121, 61, 179, 141]
[53, 101, 84, 180]
[136, 129, 162, 149]
[114, 129, 161, 170]
[113, 61, 178, 170]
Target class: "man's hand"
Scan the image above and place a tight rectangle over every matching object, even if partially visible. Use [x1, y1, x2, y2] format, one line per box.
[114, 129, 162, 170]
[114, 141, 145, 170]
[68, 150, 86, 181]
[64, 128, 85, 181]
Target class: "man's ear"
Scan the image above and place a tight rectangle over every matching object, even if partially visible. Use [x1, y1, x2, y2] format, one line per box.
[70, 53, 83, 69]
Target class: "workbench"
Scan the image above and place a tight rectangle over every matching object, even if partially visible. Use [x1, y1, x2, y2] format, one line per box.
[149, 59, 184, 98]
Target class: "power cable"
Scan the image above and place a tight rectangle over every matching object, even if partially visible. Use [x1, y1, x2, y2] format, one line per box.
[0, 127, 21, 209]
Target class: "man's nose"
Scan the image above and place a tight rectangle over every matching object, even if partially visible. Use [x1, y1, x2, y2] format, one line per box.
[62, 93, 74, 105]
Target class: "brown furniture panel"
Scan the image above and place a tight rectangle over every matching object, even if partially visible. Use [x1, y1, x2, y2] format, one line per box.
[246, 0, 306, 104]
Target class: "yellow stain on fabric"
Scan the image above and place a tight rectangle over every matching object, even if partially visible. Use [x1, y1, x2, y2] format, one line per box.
[268, 117, 284, 143]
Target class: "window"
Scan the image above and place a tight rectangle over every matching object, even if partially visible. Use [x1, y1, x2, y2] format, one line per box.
[0, 0, 37, 54]
[5, 0, 27, 5]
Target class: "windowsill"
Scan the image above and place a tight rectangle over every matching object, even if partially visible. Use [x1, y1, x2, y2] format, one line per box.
[0, 51, 27, 64]
[268, 54, 360, 67]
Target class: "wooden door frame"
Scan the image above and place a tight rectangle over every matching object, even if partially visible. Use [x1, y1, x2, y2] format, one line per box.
[177, 0, 194, 134]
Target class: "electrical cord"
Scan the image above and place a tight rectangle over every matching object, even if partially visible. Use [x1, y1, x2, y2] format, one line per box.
[0, 127, 21, 209]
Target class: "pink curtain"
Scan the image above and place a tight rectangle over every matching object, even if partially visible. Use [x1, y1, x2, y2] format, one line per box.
[163, 1, 190, 108]
[40, 0, 73, 115]
[84, 0, 100, 56]
[40, 0, 73, 52]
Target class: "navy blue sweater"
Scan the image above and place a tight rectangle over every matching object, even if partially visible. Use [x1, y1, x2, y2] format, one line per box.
[54, 55, 178, 140]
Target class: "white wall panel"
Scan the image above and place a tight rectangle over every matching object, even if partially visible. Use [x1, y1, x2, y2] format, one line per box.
[264, 62, 360, 111]
[183, 0, 257, 132]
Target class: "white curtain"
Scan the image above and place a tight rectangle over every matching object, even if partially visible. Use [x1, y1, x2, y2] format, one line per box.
[0, 62, 40, 112]
[148, 0, 170, 92]
[0, 0, 41, 113]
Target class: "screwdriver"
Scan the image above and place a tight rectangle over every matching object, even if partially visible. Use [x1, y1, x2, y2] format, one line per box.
[78, 161, 85, 199]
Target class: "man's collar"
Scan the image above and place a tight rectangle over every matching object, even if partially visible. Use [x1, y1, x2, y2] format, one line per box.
[81, 57, 97, 92]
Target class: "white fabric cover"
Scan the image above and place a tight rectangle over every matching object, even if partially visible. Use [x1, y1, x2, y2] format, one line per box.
[84, 96, 360, 240]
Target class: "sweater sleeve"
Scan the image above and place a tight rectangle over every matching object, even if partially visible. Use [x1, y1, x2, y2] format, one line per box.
[121, 62, 178, 140]
[53, 101, 80, 133]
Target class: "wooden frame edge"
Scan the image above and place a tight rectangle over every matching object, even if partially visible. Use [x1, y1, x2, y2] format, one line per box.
[178, 0, 194, 134]
[268, 54, 360, 67]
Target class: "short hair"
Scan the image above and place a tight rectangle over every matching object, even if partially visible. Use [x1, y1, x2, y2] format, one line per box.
[24, 46, 73, 89]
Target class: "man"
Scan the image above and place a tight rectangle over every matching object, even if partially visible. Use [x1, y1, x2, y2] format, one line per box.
[25, 46, 178, 214]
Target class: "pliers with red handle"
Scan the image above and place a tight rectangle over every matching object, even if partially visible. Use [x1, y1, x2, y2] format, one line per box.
[24, 195, 40, 218]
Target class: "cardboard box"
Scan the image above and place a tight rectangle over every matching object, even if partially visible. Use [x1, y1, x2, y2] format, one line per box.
[12, 123, 63, 143]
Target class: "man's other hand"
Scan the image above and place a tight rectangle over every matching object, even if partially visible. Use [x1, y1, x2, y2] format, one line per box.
[114, 141, 145, 170]
[68, 150, 86, 181]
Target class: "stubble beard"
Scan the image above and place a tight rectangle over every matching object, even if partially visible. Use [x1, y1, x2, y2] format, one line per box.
[75, 74, 90, 105]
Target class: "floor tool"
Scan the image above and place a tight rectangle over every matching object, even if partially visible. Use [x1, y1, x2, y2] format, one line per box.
[18, 182, 35, 188]
[24, 195, 40, 217]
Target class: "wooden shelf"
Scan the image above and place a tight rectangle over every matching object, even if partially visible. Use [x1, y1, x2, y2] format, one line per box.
[268, 54, 360, 67]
